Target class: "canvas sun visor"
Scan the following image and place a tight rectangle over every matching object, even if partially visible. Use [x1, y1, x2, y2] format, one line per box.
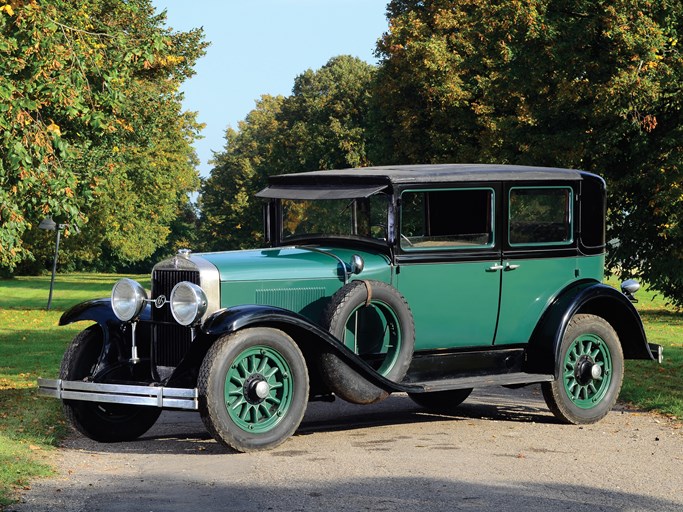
[256, 184, 387, 200]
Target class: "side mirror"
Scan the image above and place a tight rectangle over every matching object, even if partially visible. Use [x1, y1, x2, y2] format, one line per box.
[621, 279, 640, 302]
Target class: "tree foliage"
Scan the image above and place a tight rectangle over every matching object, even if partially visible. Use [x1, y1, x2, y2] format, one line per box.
[199, 55, 376, 251]
[375, 0, 683, 306]
[0, 0, 206, 272]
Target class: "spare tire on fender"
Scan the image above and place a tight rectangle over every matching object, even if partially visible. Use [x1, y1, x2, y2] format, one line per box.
[319, 280, 415, 404]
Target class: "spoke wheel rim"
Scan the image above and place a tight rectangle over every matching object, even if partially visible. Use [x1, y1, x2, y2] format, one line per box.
[343, 300, 401, 375]
[562, 333, 613, 409]
[224, 345, 293, 433]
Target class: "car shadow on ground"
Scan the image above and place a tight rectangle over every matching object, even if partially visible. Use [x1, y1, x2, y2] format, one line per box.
[69, 385, 559, 456]
[297, 387, 558, 437]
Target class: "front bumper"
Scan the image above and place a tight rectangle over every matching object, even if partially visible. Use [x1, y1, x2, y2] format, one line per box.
[649, 343, 664, 364]
[37, 378, 199, 410]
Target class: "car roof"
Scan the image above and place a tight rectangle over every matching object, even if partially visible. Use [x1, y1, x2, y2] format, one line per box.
[266, 164, 594, 186]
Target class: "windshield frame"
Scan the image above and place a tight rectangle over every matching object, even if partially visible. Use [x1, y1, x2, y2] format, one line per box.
[266, 192, 396, 249]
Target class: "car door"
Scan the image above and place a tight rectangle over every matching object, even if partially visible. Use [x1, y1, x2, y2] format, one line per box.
[395, 185, 502, 350]
[494, 183, 580, 345]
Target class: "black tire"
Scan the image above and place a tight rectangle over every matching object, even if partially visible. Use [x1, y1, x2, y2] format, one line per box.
[60, 326, 161, 442]
[542, 314, 624, 424]
[198, 327, 309, 452]
[320, 280, 415, 405]
[408, 388, 473, 413]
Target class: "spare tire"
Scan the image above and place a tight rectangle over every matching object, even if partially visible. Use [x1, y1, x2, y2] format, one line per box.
[320, 280, 415, 404]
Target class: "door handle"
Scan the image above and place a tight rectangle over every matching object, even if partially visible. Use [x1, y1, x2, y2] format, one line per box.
[486, 264, 504, 272]
[505, 264, 520, 271]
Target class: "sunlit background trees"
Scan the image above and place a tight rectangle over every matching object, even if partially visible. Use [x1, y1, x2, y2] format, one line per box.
[2, 0, 682, 306]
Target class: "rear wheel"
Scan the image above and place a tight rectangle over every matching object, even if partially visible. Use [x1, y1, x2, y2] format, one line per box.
[198, 328, 309, 452]
[60, 326, 161, 442]
[542, 314, 624, 424]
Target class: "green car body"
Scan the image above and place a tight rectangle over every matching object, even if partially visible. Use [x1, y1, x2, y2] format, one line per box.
[39, 164, 662, 452]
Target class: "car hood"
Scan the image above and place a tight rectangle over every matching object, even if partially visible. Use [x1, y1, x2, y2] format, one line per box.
[196, 246, 392, 283]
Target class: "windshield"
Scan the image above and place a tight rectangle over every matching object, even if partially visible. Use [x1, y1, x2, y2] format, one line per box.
[281, 194, 390, 243]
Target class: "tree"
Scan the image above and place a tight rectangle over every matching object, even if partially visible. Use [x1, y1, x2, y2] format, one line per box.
[375, 0, 683, 306]
[199, 55, 376, 251]
[0, 0, 206, 272]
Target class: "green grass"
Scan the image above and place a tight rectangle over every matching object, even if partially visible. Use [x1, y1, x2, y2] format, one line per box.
[613, 282, 683, 419]
[0, 273, 146, 507]
[0, 273, 680, 507]
[1, 273, 150, 310]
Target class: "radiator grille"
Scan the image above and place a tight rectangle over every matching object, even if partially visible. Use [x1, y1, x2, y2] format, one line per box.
[151, 269, 200, 367]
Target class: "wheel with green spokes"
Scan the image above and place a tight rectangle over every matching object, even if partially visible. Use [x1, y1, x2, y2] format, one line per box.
[542, 314, 624, 424]
[198, 328, 309, 452]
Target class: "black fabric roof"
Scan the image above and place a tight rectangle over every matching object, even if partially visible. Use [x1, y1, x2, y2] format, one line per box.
[264, 164, 594, 188]
[256, 184, 387, 200]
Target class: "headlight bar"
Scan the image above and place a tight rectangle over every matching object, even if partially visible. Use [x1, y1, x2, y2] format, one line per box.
[111, 278, 209, 328]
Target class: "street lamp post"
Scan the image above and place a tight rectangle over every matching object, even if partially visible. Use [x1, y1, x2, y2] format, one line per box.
[38, 217, 64, 311]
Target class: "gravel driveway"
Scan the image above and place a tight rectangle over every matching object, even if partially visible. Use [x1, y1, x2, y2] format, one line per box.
[10, 385, 683, 512]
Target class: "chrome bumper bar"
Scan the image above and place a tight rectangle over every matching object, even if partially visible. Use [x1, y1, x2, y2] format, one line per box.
[37, 378, 199, 410]
[649, 343, 664, 364]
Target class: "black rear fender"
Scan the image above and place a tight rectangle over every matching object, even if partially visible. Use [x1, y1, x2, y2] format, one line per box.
[525, 281, 654, 377]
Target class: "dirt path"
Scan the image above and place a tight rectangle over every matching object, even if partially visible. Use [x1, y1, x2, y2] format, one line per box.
[10, 386, 683, 512]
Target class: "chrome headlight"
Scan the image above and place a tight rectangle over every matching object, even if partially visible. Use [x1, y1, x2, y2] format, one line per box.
[170, 281, 208, 326]
[111, 278, 147, 321]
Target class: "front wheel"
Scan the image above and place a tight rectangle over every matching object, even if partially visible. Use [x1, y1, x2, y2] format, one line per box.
[60, 326, 161, 442]
[198, 328, 309, 452]
[542, 314, 624, 424]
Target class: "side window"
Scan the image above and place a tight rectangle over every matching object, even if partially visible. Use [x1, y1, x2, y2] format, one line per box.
[509, 187, 573, 245]
[400, 189, 494, 250]
[580, 177, 606, 249]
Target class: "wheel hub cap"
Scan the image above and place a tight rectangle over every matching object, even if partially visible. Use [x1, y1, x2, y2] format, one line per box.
[563, 333, 613, 409]
[254, 380, 270, 399]
[224, 345, 294, 434]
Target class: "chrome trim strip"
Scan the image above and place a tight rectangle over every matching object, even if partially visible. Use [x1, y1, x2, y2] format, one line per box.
[37, 378, 199, 410]
[192, 254, 221, 321]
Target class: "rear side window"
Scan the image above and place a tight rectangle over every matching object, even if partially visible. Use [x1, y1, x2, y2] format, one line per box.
[400, 188, 494, 250]
[580, 176, 606, 249]
[509, 187, 573, 246]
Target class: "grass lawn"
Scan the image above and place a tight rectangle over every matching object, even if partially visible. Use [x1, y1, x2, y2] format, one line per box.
[616, 283, 683, 419]
[0, 272, 680, 507]
[0, 273, 147, 508]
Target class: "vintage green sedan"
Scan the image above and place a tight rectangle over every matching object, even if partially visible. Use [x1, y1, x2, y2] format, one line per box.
[39, 164, 662, 452]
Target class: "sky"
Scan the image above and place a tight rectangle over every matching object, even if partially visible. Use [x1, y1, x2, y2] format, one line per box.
[152, 1, 389, 177]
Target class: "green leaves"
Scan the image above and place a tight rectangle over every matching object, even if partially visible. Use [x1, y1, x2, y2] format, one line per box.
[199, 56, 376, 251]
[1, 0, 206, 272]
[375, 0, 683, 306]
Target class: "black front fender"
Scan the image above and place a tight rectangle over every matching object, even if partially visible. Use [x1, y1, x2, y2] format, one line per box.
[525, 281, 654, 377]
[59, 298, 118, 327]
[58, 299, 152, 382]
[59, 298, 153, 327]
[169, 305, 404, 392]
[59, 299, 122, 352]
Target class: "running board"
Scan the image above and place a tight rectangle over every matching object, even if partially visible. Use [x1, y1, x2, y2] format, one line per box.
[37, 378, 198, 410]
[403, 372, 554, 393]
